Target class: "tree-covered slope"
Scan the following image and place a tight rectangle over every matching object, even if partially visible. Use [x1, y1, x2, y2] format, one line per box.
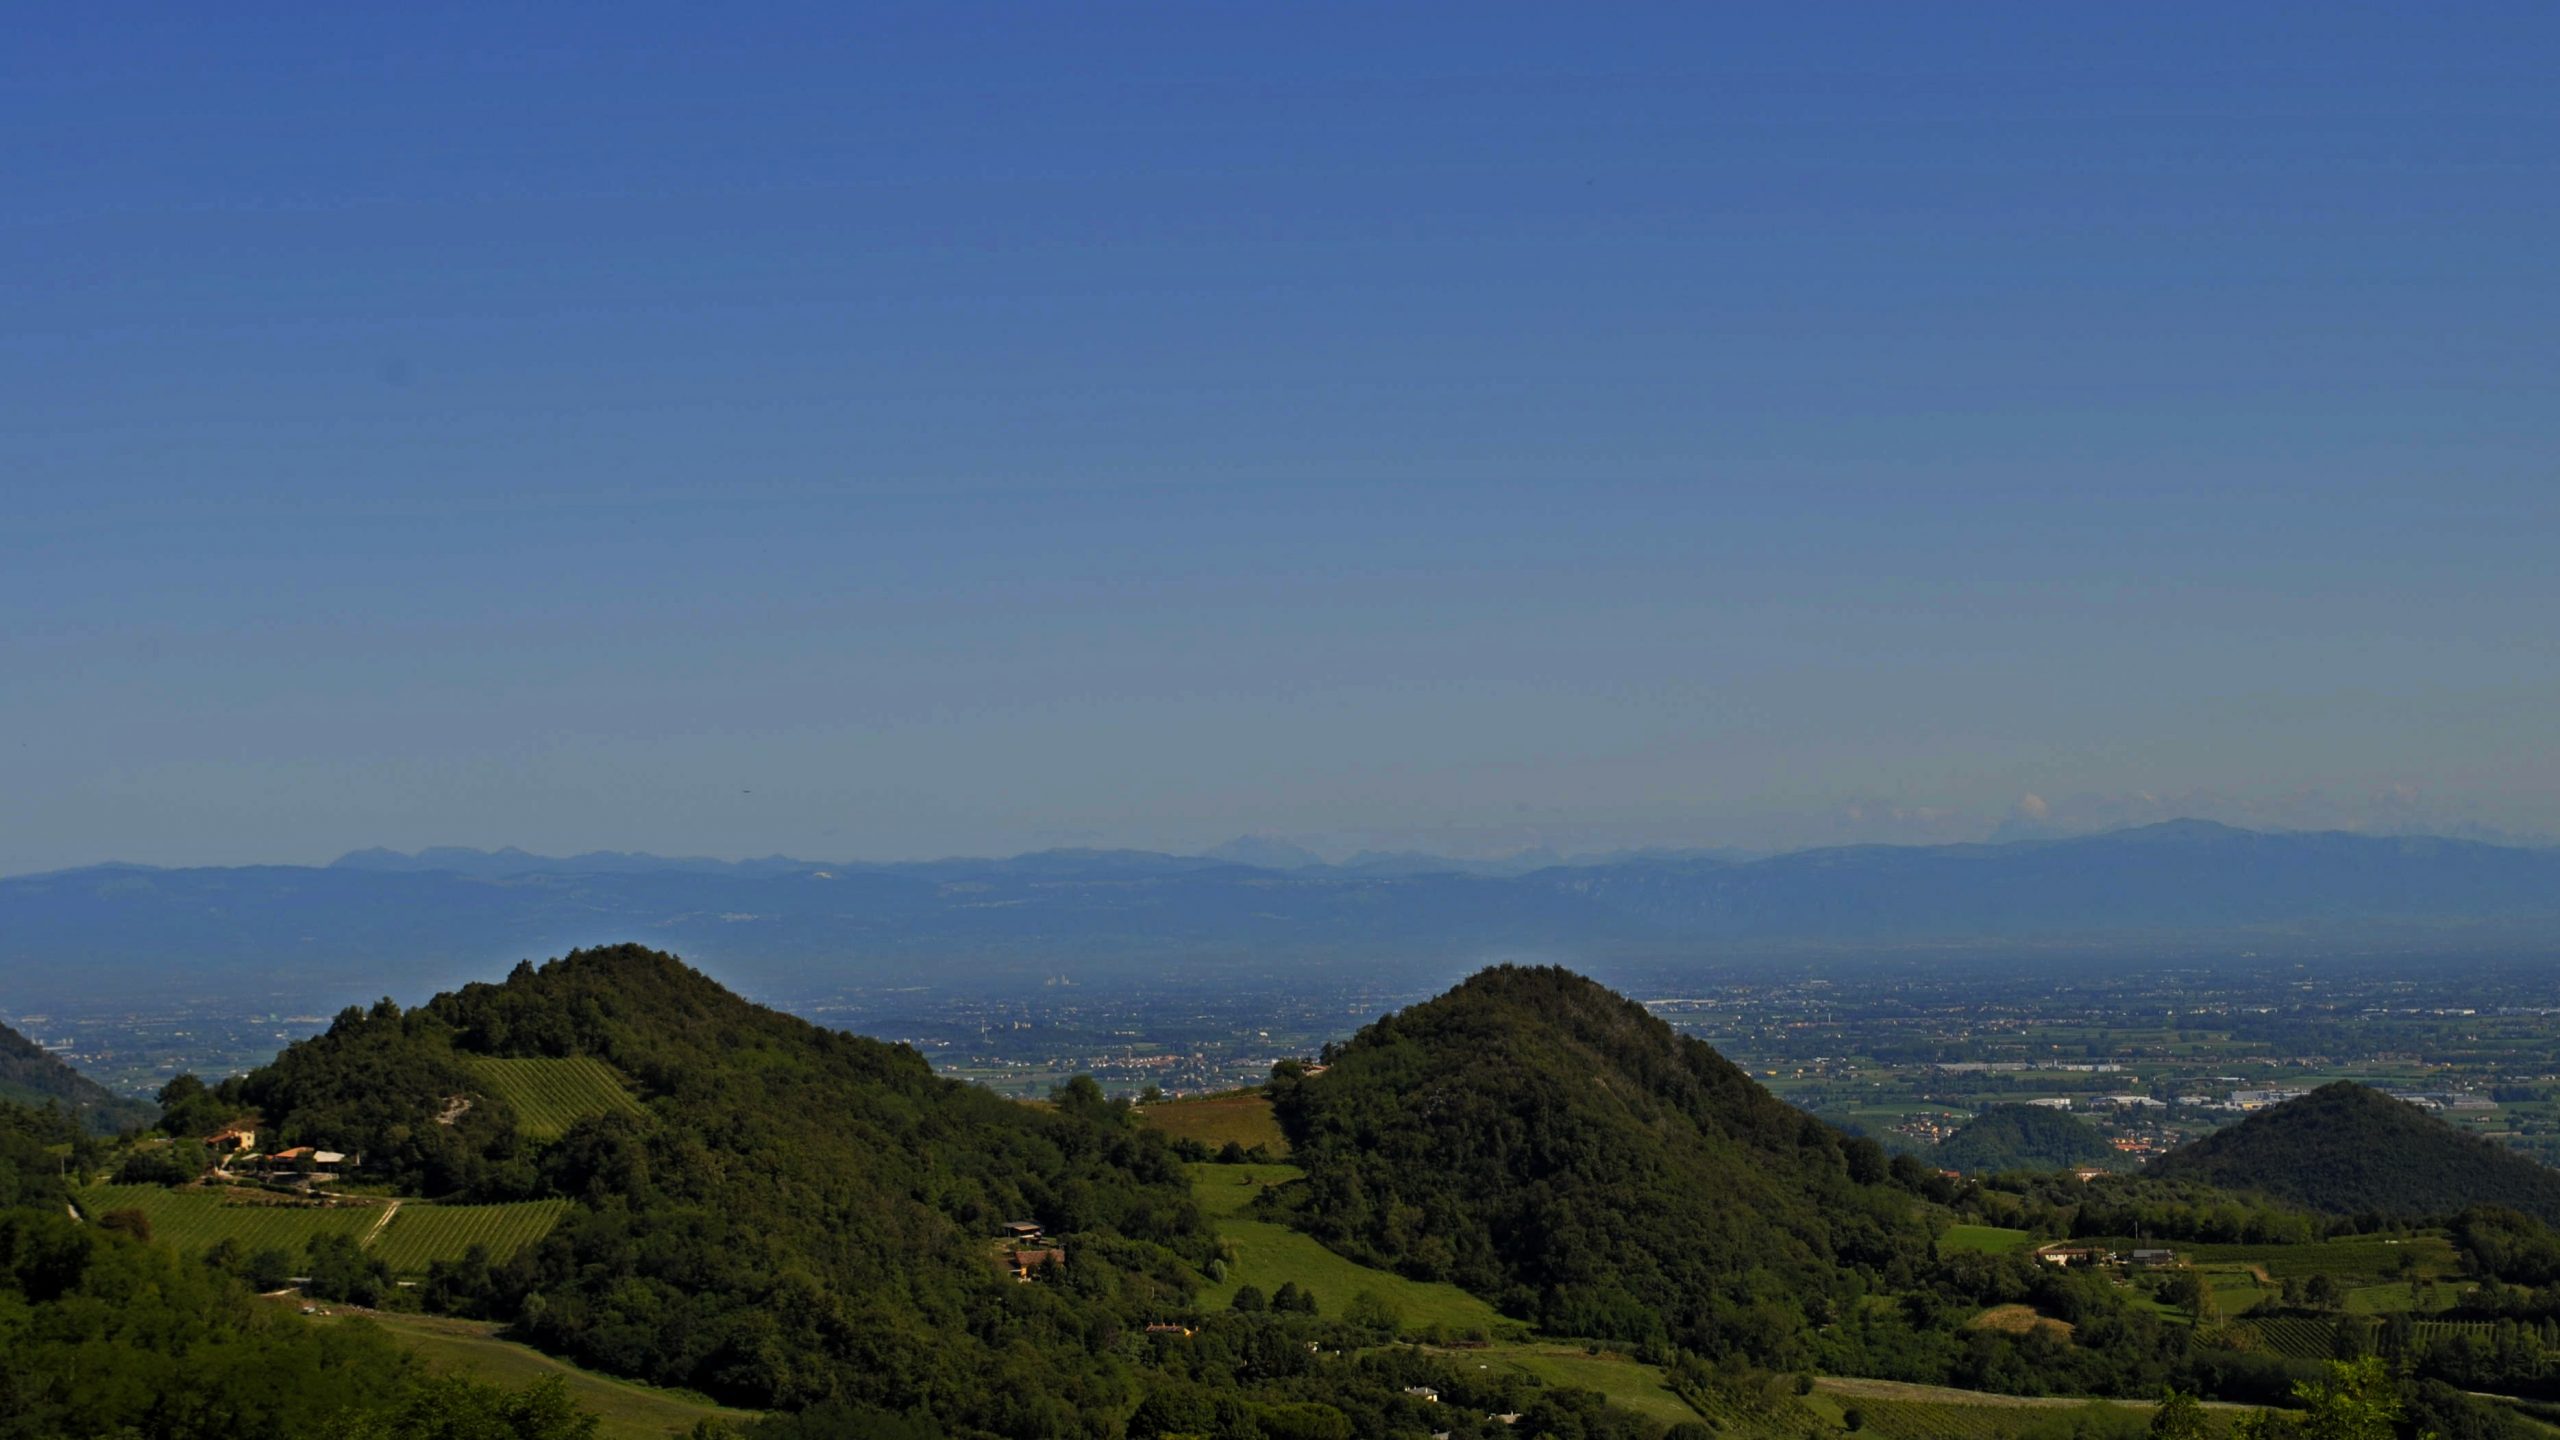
[1933, 1105, 2114, 1176]
[0, 1019, 148, 1131]
[2148, 1082, 2560, 1224]
[230, 944, 1218, 1430]
[1265, 965, 1931, 1362]
[205, 946, 1703, 1439]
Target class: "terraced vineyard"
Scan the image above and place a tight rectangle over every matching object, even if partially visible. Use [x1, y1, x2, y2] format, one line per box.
[371, 1199, 571, 1273]
[76, 1184, 379, 1256]
[466, 1055, 644, 1140]
[2411, 1318, 2503, 1347]
[2240, 1315, 2371, 1359]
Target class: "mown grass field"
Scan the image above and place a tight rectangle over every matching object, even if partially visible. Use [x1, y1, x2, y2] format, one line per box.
[1185, 1163, 1510, 1335]
[371, 1199, 571, 1273]
[1460, 1344, 1699, 1426]
[78, 1183, 379, 1255]
[1188, 1161, 1304, 1218]
[465, 1056, 644, 1141]
[1808, 1379, 2246, 1440]
[2185, 1236, 2456, 1280]
[1818, 1393, 2230, 1440]
[275, 1303, 757, 1440]
[1141, 1091, 1289, 1155]
[2207, 1274, 2270, 1317]
[1943, 1224, 2034, 1255]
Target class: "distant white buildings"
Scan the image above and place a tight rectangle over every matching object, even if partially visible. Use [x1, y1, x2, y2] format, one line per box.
[2026, 1097, 2075, 1110]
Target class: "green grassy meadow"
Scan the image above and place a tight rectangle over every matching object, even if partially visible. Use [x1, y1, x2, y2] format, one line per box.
[1942, 1224, 2034, 1255]
[1809, 1379, 2245, 1440]
[279, 1304, 758, 1440]
[1461, 1344, 1700, 1426]
[2185, 1236, 2456, 1280]
[1185, 1162, 1510, 1334]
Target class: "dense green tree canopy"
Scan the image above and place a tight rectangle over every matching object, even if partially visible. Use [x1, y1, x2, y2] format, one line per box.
[1935, 1105, 2115, 1177]
[1266, 965, 1933, 1361]
[2148, 1084, 2560, 1224]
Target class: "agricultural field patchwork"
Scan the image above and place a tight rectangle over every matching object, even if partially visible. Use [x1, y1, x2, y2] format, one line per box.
[464, 1055, 645, 1140]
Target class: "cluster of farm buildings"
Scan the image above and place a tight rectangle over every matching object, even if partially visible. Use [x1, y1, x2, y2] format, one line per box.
[203, 1125, 361, 1188]
[2035, 1242, 2181, 1270]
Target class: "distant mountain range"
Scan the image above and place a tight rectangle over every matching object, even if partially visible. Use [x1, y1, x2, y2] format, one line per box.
[6, 820, 2559, 1010]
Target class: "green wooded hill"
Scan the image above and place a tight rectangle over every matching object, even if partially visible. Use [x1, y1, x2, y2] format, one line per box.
[0, 1017, 150, 1131]
[1265, 964, 1932, 1361]
[2148, 1082, 2560, 1224]
[1933, 1105, 2114, 1176]
[234, 944, 1217, 1430]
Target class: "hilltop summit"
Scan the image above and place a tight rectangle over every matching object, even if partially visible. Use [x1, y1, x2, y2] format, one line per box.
[1266, 964, 1929, 1358]
[2148, 1081, 2560, 1224]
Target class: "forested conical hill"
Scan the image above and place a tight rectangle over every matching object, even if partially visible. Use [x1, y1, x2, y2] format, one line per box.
[1933, 1103, 2114, 1175]
[2147, 1081, 2560, 1224]
[1264, 964, 1931, 1360]
[237, 945, 1221, 1427]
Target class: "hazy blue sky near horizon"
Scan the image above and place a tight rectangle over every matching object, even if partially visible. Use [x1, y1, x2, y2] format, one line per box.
[6, 5, 2558, 875]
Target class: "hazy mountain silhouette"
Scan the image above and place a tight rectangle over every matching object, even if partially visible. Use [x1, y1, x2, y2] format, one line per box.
[7, 822, 2559, 1008]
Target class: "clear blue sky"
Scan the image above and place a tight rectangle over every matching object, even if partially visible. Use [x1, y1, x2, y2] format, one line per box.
[6, 5, 2557, 873]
